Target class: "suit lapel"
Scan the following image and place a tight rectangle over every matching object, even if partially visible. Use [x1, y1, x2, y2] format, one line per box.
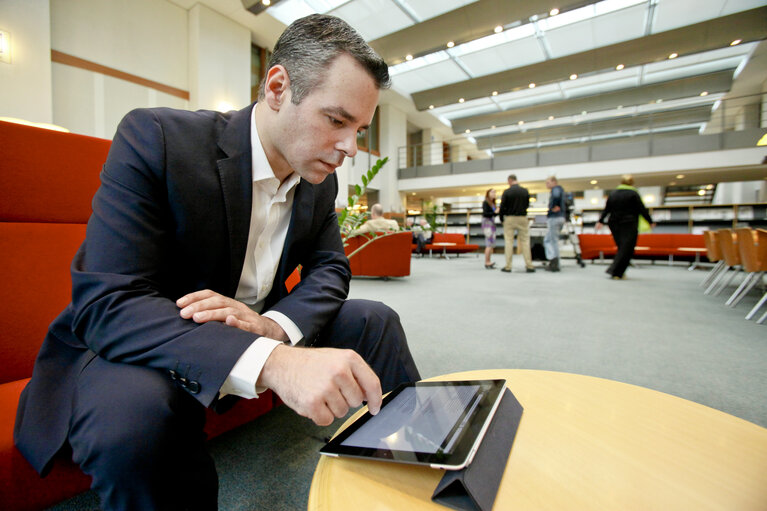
[216, 104, 254, 295]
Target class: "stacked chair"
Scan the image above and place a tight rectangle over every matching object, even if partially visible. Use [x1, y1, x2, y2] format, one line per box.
[702, 228, 766, 325]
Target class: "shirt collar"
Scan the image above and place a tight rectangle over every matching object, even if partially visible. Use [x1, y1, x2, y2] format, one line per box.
[250, 105, 300, 199]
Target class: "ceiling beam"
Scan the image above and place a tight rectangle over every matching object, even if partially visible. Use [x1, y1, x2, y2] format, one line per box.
[451, 70, 734, 133]
[368, 0, 598, 64]
[476, 105, 713, 150]
[411, 6, 767, 111]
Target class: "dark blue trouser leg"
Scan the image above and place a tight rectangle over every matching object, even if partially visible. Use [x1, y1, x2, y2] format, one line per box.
[69, 357, 217, 511]
[313, 299, 421, 393]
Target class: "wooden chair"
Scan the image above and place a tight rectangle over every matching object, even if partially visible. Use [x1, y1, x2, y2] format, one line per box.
[705, 229, 741, 296]
[700, 230, 725, 289]
[727, 228, 764, 307]
[743, 228, 767, 324]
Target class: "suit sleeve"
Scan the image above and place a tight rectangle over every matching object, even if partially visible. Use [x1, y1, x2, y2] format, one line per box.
[69, 109, 256, 407]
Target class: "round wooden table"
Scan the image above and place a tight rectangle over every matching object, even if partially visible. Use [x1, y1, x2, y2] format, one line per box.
[308, 369, 767, 510]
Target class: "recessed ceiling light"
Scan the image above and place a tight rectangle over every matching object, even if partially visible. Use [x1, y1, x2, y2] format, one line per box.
[616, 64, 625, 70]
[411, 192, 416, 195]
[730, 39, 742, 46]
[428, 105, 434, 109]
[529, 82, 536, 88]
[447, 41, 455, 48]
[465, 129, 471, 133]
[548, 116, 554, 120]
[697, 189, 706, 196]
[617, 105, 623, 109]
[669, 181, 676, 186]
[668, 52, 678, 59]
[569, 73, 578, 80]
[262, 0, 271, 5]
[706, 184, 714, 190]
[458, 98, 465, 103]
[494, 25, 503, 33]
[590, 180, 598, 185]
[491, 125, 496, 129]
[656, 99, 663, 104]
[405, 54, 413, 61]
[491, 90, 498, 96]
[700, 91, 709, 97]
[676, 174, 685, 179]
[550, 8, 560, 16]
[518, 121, 524, 126]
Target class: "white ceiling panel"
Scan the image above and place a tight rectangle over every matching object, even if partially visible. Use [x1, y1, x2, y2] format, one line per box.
[331, 0, 413, 40]
[652, 0, 726, 33]
[441, 103, 500, 121]
[545, 4, 648, 59]
[403, 0, 479, 21]
[458, 38, 547, 78]
[498, 90, 565, 112]
[391, 59, 470, 94]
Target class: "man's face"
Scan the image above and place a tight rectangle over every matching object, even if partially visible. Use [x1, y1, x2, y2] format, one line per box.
[545, 178, 554, 189]
[270, 54, 380, 184]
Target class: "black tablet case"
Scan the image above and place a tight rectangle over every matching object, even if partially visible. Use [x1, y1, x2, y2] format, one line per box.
[432, 388, 524, 511]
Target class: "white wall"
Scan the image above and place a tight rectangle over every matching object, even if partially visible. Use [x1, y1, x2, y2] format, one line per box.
[188, 4, 250, 112]
[0, 0, 53, 124]
[713, 181, 767, 204]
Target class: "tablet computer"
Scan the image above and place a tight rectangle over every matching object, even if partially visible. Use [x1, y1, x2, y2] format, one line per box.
[320, 379, 507, 470]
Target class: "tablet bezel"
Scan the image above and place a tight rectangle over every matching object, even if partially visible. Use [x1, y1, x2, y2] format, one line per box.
[320, 379, 507, 470]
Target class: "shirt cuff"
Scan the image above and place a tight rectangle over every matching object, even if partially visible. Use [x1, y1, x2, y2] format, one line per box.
[219, 338, 283, 399]
[262, 309, 303, 346]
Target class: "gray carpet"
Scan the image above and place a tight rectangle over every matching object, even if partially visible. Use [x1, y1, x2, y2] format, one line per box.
[47, 254, 767, 510]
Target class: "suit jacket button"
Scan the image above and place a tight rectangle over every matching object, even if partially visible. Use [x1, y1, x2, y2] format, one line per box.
[169, 370, 178, 381]
[187, 380, 201, 394]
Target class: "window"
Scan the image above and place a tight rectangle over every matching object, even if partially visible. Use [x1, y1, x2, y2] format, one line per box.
[357, 106, 380, 156]
[251, 44, 271, 103]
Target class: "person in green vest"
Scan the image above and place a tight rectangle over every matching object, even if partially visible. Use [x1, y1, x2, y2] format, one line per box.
[595, 174, 655, 279]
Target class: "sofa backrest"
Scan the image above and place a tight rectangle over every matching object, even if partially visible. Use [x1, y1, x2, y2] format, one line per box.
[0, 121, 110, 384]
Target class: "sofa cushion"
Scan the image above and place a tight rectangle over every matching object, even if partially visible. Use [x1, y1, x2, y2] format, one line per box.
[0, 223, 86, 384]
[0, 121, 109, 224]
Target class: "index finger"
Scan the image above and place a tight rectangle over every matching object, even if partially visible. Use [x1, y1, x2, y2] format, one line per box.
[349, 358, 382, 415]
[176, 289, 217, 308]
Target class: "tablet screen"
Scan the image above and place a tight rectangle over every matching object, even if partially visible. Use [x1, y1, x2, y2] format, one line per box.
[321, 380, 506, 470]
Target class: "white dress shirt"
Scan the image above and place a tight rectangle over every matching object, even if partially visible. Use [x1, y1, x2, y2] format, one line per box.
[218, 105, 303, 399]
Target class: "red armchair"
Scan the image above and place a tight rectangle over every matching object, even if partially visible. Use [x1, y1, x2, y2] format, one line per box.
[344, 231, 412, 278]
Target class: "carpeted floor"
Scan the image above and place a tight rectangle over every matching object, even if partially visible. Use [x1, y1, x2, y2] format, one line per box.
[47, 254, 767, 510]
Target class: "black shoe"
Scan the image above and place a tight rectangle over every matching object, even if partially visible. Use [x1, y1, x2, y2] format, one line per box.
[485, 262, 496, 269]
[526, 268, 536, 273]
[500, 268, 511, 273]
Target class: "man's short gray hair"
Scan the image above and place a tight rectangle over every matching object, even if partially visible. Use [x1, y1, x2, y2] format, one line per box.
[258, 14, 391, 104]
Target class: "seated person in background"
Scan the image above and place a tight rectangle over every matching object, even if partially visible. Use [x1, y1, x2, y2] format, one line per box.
[352, 203, 399, 235]
[407, 217, 428, 254]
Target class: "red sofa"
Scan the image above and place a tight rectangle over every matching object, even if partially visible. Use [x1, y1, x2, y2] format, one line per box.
[424, 232, 479, 257]
[0, 120, 276, 510]
[344, 231, 412, 278]
[578, 233, 706, 263]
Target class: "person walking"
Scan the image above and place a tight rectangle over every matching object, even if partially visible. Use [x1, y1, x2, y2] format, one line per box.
[595, 175, 655, 279]
[482, 188, 498, 269]
[499, 175, 535, 273]
[544, 175, 566, 272]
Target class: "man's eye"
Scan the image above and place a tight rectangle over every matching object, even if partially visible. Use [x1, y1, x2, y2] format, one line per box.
[357, 129, 367, 137]
[328, 116, 343, 126]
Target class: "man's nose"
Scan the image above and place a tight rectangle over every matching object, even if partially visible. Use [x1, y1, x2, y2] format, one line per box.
[336, 130, 358, 158]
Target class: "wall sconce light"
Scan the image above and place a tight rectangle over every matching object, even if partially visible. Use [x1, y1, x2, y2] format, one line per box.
[0, 30, 11, 64]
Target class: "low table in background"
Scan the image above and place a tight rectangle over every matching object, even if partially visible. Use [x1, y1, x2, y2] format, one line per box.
[308, 369, 767, 511]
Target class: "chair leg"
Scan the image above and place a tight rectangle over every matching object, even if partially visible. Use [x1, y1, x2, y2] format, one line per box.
[745, 290, 767, 321]
[757, 310, 767, 324]
[705, 266, 730, 295]
[713, 268, 741, 297]
[701, 260, 725, 288]
[728, 272, 759, 307]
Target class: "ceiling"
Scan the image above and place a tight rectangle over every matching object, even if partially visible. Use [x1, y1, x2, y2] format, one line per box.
[172, 0, 767, 199]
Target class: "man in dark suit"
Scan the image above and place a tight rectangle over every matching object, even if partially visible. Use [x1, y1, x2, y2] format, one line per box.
[15, 14, 419, 510]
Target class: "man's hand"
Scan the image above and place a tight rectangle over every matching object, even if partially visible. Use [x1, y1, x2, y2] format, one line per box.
[177, 289, 288, 342]
[258, 345, 383, 426]
[595, 222, 603, 232]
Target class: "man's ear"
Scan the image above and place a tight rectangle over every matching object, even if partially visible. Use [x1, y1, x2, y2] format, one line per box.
[263, 65, 291, 110]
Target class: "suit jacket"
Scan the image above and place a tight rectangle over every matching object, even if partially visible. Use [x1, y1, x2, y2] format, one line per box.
[14, 103, 351, 475]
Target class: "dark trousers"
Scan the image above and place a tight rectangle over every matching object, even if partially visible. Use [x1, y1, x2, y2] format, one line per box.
[68, 299, 420, 511]
[608, 220, 638, 278]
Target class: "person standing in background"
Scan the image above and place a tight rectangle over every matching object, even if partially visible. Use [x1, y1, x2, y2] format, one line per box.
[499, 175, 535, 273]
[482, 188, 498, 269]
[595, 175, 655, 279]
[544, 175, 566, 272]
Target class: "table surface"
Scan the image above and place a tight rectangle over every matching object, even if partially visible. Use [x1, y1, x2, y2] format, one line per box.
[308, 369, 767, 511]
